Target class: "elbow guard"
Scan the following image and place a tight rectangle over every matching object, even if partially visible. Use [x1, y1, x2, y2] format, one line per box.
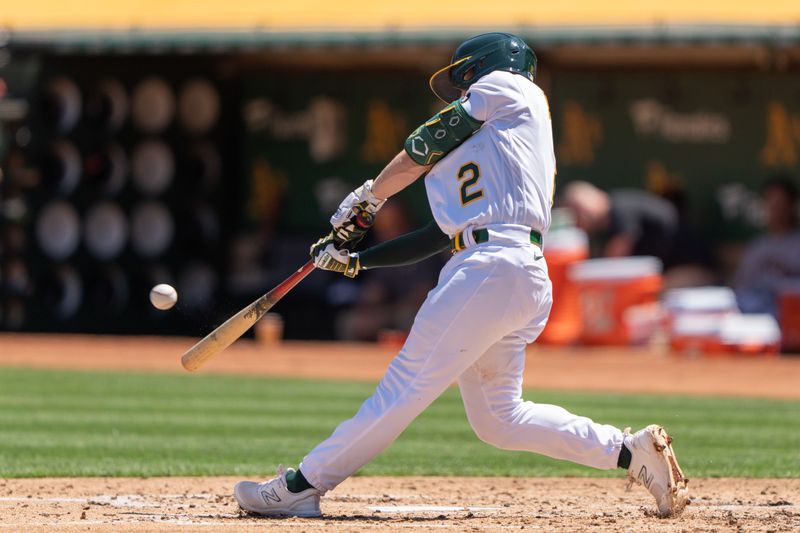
[404, 100, 483, 165]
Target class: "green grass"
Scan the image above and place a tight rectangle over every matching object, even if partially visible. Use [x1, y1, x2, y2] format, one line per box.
[0, 367, 797, 478]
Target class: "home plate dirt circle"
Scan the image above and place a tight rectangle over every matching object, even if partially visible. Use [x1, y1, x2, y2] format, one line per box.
[1, 476, 798, 532]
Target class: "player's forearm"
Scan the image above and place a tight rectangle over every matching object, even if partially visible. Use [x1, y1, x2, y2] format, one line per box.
[358, 220, 450, 269]
[371, 151, 430, 200]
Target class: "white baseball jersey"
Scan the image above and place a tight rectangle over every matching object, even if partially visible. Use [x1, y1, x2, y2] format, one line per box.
[424, 70, 556, 237]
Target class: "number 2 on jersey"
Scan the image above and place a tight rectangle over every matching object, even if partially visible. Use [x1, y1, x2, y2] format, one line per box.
[457, 162, 484, 206]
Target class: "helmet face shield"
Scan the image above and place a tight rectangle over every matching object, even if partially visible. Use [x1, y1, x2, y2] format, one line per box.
[429, 57, 470, 103]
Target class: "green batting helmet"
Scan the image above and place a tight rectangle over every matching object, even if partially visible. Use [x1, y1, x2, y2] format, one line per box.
[429, 32, 537, 103]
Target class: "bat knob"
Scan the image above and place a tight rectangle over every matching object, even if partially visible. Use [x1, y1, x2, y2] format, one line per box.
[354, 207, 375, 229]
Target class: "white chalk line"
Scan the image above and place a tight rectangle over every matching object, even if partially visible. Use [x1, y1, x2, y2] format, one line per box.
[0, 497, 87, 503]
[0, 521, 543, 530]
[0, 521, 244, 528]
[0, 521, 108, 527]
[3, 494, 794, 513]
[1, 493, 524, 530]
[9, 493, 795, 530]
[369, 505, 502, 513]
[0, 493, 214, 507]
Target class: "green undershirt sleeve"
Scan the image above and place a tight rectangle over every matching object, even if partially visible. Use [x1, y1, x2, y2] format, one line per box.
[358, 220, 450, 270]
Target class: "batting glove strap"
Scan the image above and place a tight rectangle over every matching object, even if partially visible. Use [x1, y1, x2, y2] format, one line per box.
[330, 180, 386, 244]
[332, 203, 376, 247]
[344, 253, 360, 278]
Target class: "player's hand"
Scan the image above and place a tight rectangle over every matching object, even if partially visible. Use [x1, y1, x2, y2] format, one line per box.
[330, 179, 385, 245]
[310, 233, 361, 278]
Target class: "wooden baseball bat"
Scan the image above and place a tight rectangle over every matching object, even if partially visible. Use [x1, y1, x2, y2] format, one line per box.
[181, 260, 316, 372]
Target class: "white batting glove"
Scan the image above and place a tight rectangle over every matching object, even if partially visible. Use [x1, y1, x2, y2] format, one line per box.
[330, 179, 386, 246]
[310, 234, 361, 278]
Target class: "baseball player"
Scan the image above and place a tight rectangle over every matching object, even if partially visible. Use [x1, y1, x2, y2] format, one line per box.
[235, 32, 689, 518]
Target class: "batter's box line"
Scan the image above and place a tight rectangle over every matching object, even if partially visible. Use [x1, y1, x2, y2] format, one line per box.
[368, 505, 502, 513]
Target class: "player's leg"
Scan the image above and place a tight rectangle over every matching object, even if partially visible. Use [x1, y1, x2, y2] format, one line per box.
[458, 330, 688, 515]
[458, 333, 624, 469]
[299, 255, 535, 492]
[235, 250, 541, 515]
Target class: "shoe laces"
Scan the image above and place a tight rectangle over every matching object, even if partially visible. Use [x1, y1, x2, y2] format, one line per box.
[261, 464, 288, 491]
[276, 465, 288, 488]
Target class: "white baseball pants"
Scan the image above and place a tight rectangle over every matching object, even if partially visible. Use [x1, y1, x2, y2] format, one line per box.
[300, 240, 625, 492]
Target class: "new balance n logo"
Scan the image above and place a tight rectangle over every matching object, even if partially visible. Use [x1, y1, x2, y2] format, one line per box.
[261, 488, 282, 504]
[638, 466, 654, 488]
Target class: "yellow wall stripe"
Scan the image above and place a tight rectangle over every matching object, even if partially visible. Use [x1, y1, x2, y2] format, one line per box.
[2, 1, 799, 30]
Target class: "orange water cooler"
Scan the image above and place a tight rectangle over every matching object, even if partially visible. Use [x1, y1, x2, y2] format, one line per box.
[569, 257, 663, 345]
[717, 314, 782, 356]
[779, 290, 800, 353]
[663, 287, 738, 354]
[539, 227, 588, 345]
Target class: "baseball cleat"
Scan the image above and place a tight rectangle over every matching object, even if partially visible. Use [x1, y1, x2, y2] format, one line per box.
[234, 466, 322, 518]
[623, 425, 690, 517]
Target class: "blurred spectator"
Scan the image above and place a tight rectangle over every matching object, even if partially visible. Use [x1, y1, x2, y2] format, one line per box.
[334, 201, 444, 341]
[562, 181, 679, 263]
[734, 176, 800, 316]
[561, 181, 716, 287]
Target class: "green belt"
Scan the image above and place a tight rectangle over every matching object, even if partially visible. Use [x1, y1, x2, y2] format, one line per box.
[450, 228, 543, 253]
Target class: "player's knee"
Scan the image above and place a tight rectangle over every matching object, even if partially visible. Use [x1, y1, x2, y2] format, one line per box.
[470, 421, 514, 449]
[469, 421, 498, 446]
[465, 405, 518, 449]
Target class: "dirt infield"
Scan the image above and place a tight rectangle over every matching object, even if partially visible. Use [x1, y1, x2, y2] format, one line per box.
[2, 333, 799, 398]
[1, 333, 799, 531]
[1, 476, 798, 532]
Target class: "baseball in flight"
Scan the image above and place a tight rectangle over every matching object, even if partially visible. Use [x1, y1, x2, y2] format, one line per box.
[149, 284, 178, 310]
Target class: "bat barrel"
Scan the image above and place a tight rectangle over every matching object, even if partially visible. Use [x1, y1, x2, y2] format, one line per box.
[180, 261, 315, 372]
